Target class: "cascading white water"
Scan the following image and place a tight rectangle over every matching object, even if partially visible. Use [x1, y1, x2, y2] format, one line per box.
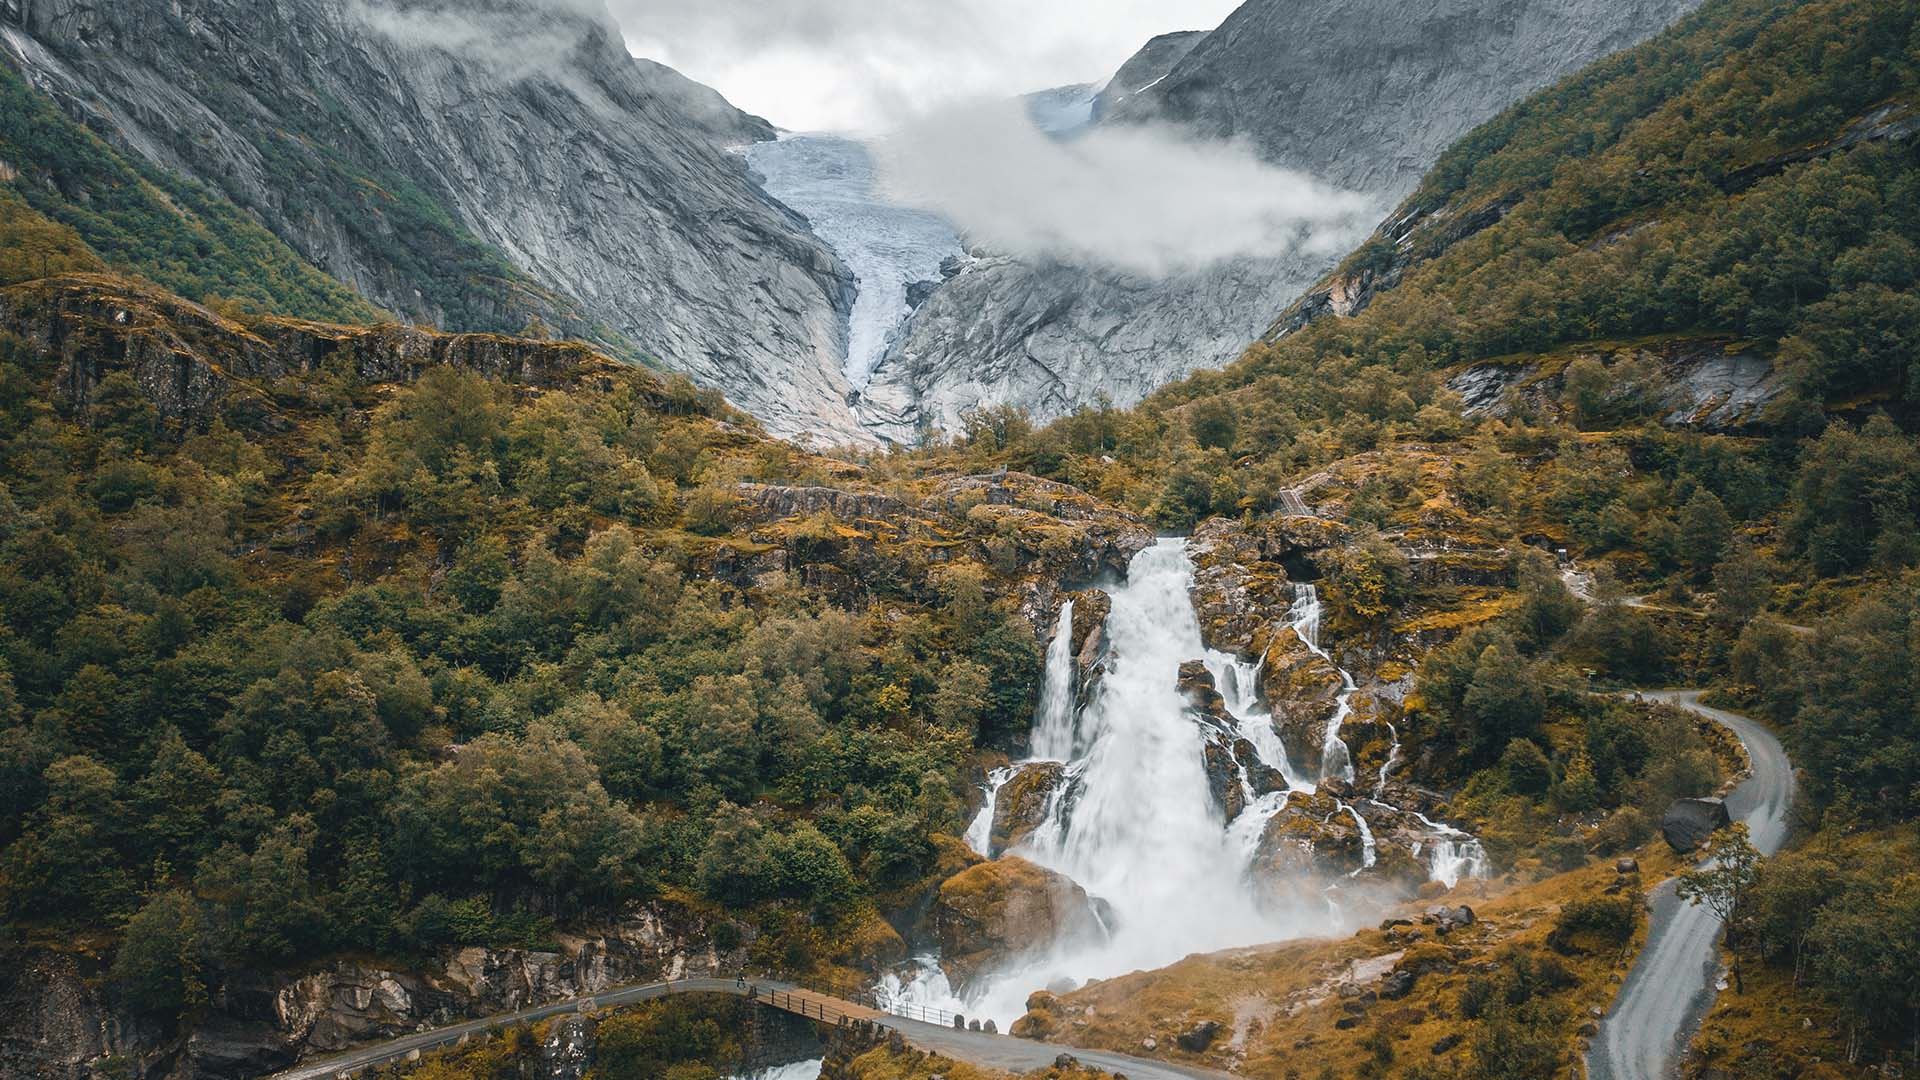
[930, 540, 1324, 1025]
[1287, 584, 1358, 784]
[962, 765, 1016, 856]
[730, 1063, 823, 1080]
[1424, 838, 1490, 889]
[903, 538, 1489, 1028]
[1029, 601, 1078, 761]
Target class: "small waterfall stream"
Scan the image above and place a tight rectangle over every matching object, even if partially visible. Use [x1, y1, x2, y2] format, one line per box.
[924, 537, 1486, 1026]
[1029, 601, 1078, 761]
[1286, 584, 1357, 784]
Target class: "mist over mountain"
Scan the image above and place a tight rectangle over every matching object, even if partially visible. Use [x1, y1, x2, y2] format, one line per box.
[856, 0, 1705, 442]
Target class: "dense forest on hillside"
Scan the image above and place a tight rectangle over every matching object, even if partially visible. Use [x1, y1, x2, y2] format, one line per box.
[0, 282, 1075, 1026]
[2, 0, 1919, 1075]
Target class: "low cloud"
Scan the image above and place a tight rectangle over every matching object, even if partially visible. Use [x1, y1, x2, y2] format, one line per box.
[347, 1, 609, 82]
[612, 0, 1242, 132]
[876, 101, 1382, 277]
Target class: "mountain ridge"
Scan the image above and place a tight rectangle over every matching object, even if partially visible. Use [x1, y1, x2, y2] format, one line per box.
[0, 0, 871, 442]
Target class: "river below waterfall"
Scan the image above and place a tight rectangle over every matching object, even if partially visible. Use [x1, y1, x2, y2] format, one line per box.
[743, 133, 965, 391]
[887, 537, 1487, 1028]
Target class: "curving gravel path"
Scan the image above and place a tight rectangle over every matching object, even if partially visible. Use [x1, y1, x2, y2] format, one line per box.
[1585, 690, 1795, 1080]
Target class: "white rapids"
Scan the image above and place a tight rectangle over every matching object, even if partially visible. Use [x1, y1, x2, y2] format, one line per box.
[912, 537, 1487, 1027]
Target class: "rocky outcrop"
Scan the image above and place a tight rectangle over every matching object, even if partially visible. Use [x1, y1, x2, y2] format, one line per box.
[0, 903, 737, 1080]
[0, 276, 643, 432]
[860, 251, 1334, 441]
[861, 0, 1702, 441]
[0, 0, 866, 442]
[930, 858, 1111, 988]
[1445, 339, 1788, 433]
[1260, 628, 1345, 771]
[1188, 517, 1295, 656]
[1249, 791, 1368, 886]
[1110, 0, 1702, 197]
[0, 949, 162, 1080]
[1181, 662, 1288, 821]
[1092, 30, 1207, 121]
[990, 762, 1070, 857]
[1067, 589, 1112, 689]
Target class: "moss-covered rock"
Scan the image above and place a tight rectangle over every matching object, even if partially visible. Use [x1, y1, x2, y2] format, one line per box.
[929, 857, 1110, 989]
[990, 763, 1070, 857]
[1260, 628, 1345, 771]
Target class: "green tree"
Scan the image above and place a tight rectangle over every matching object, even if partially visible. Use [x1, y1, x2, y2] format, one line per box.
[1678, 490, 1734, 579]
[111, 889, 207, 1021]
[1676, 825, 1762, 993]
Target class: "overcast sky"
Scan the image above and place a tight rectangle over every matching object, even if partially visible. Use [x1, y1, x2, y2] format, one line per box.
[608, 0, 1243, 132]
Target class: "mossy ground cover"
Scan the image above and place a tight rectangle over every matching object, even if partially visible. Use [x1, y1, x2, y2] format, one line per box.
[1013, 837, 1697, 1080]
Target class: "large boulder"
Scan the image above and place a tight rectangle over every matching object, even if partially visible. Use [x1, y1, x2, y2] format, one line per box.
[1249, 791, 1367, 884]
[930, 858, 1110, 988]
[990, 763, 1070, 857]
[1662, 798, 1732, 853]
[1260, 628, 1345, 771]
[1068, 590, 1111, 669]
[1188, 518, 1295, 655]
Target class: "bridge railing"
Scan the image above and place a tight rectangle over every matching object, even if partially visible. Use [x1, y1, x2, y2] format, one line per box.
[770, 974, 961, 1029]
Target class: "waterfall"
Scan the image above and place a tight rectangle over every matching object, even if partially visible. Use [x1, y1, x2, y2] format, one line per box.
[1287, 584, 1358, 784]
[951, 540, 1319, 1025]
[1029, 601, 1077, 761]
[962, 766, 1017, 857]
[1373, 721, 1403, 801]
[1404, 809, 1491, 887]
[1424, 838, 1490, 889]
[917, 538, 1488, 1028]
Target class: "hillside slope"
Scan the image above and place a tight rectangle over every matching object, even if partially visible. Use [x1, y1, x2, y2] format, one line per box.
[0, 0, 868, 442]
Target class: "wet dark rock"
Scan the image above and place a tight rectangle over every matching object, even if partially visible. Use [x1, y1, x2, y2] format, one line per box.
[929, 857, 1110, 989]
[1431, 1033, 1462, 1055]
[1262, 629, 1345, 770]
[1421, 905, 1477, 933]
[1379, 970, 1416, 1000]
[1662, 798, 1732, 853]
[1176, 1020, 1222, 1052]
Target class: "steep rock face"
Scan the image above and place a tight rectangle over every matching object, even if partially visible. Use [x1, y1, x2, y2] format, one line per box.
[1446, 339, 1788, 433]
[1110, 0, 1704, 196]
[860, 253, 1325, 442]
[1180, 662, 1288, 821]
[0, 0, 865, 442]
[866, 0, 1701, 439]
[1091, 30, 1207, 121]
[1261, 628, 1346, 772]
[0, 275, 639, 429]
